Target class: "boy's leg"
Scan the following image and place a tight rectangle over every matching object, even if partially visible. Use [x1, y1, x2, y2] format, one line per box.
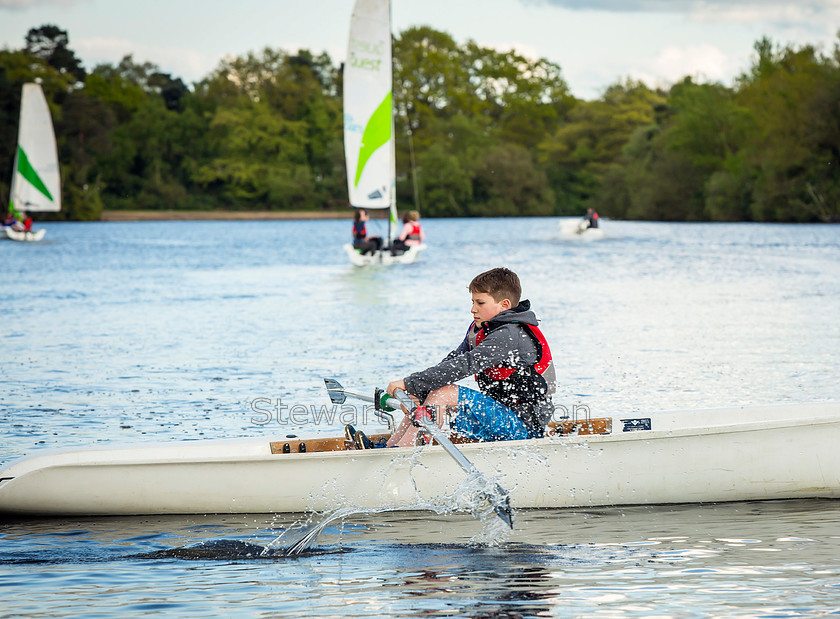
[386, 385, 529, 446]
[452, 387, 530, 441]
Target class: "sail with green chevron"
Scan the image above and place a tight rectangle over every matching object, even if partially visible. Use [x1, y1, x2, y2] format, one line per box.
[9, 83, 61, 213]
[343, 0, 395, 213]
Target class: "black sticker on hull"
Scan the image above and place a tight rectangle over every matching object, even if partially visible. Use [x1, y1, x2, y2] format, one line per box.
[620, 418, 651, 432]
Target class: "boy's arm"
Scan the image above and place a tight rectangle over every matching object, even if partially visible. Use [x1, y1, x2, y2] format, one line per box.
[403, 325, 537, 401]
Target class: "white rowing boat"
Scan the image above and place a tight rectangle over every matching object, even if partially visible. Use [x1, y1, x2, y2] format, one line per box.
[1, 401, 838, 517]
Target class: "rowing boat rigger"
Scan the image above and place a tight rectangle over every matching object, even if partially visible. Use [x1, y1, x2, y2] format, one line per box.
[1, 399, 839, 518]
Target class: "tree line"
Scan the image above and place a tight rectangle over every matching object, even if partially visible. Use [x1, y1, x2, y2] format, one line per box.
[1, 24, 838, 222]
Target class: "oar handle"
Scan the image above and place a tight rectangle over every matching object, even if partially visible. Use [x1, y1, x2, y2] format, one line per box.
[394, 389, 476, 474]
[392, 389, 417, 413]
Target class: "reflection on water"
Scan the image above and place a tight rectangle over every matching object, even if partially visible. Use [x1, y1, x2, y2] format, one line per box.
[2, 219, 840, 616]
[3, 501, 840, 616]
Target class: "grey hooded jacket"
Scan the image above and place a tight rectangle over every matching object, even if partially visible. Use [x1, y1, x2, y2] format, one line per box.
[403, 300, 556, 435]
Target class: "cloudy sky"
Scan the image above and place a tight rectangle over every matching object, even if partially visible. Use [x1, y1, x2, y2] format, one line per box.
[1, 0, 838, 99]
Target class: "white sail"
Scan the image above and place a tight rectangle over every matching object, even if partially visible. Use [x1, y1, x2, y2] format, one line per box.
[9, 83, 61, 214]
[343, 0, 396, 224]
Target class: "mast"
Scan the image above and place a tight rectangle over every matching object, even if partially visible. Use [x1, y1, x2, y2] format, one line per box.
[388, 0, 396, 244]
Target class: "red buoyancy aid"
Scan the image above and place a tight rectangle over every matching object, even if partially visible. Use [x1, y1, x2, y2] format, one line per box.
[459, 314, 556, 436]
[353, 220, 367, 240]
[406, 221, 422, 240]
[465, 320, 556, 436]
[473, 322, 553, 382]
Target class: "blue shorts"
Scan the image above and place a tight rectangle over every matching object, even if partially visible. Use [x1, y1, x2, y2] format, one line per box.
[451, 386, 530, 442]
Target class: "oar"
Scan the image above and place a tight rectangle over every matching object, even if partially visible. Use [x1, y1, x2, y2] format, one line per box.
[323, 377, 397, 430]
[323, 378, 513, 529]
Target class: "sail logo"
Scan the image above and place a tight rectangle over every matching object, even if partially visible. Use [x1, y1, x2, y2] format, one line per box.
[343, 114, 364, 134]
[348, 38, 385, 72]
[349, 54, 382, 72]
[349, 38, 384, 56]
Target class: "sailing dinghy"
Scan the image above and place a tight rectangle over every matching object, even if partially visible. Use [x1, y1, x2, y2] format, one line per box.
[4, 83, 60, 242]
[1, 398, 839, 517]
[559, 218, 605, 240]
[342, 0, 426, 266]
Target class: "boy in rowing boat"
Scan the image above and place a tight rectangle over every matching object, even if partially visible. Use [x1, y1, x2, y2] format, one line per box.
[384, 267, 555, 447]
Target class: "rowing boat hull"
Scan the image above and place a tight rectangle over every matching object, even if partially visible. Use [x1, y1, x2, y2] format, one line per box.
[1, 402, 838, 516]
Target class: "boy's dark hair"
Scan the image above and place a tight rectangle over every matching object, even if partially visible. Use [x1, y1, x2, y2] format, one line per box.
[469, 267, 521, 305]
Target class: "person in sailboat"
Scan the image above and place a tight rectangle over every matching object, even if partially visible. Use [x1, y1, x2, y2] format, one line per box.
[390, 210, 425, 255]
[352, 208, 383, 255]
[3, 208, 18, 228]
[11, 210, 32, 232]
[584, 208, 599, 229]
[376, 267, 556, 448]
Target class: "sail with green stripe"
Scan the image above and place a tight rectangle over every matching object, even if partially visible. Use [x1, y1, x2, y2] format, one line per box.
[9, 83, 61, 213]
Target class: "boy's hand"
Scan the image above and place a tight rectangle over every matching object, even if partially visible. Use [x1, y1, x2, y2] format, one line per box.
[386, 380, 406, 397]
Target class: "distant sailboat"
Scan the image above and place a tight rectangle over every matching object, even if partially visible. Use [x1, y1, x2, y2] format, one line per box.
[559, 218, 605, 241]
[4, 83, 61, 242]
[342, 0, 425, 266]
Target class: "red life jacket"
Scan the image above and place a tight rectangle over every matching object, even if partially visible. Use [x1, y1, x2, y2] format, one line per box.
[473, 322, 553, 382]
[406, 221, 422, 241]
[353, 221, 367, 241]
[465, 319, 556, 435]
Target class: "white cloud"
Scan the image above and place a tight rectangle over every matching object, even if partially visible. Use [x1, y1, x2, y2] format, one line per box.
[653, 44, 733, 83]
[482, 40, 542, 62]
[524, 0, 840, 31]
[0, 0, 79, 9]
[613, 45, 745, 93]
[525, 0, 840, 14]
[75, 37, 218, 83]
[687, 1, 840, 32]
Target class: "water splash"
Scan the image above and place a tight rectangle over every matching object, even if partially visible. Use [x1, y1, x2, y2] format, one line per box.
[267, 468, 515, 556]
[262, 505, 393, 557]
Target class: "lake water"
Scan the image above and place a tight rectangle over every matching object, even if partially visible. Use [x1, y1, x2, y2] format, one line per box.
[1, 217, 839, 617]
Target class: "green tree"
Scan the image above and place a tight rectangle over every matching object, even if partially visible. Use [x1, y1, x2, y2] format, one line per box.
[194, 101, 312, 207]
[618, 79, 752, 221]
[540, 80, 665, 215]
[735, 38, 840, 221]
[24, 24, 86, 82]
[471, 143, 554, 216]
[56, 91, 115, 219]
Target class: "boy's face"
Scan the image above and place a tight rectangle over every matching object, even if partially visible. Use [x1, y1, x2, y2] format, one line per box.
[471, 292, 511, 326]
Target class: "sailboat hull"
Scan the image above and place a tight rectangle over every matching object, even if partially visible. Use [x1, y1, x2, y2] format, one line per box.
[559, 219, 605, 240]
[4, 227, 46, 242]
[344, 243, 426, 266]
